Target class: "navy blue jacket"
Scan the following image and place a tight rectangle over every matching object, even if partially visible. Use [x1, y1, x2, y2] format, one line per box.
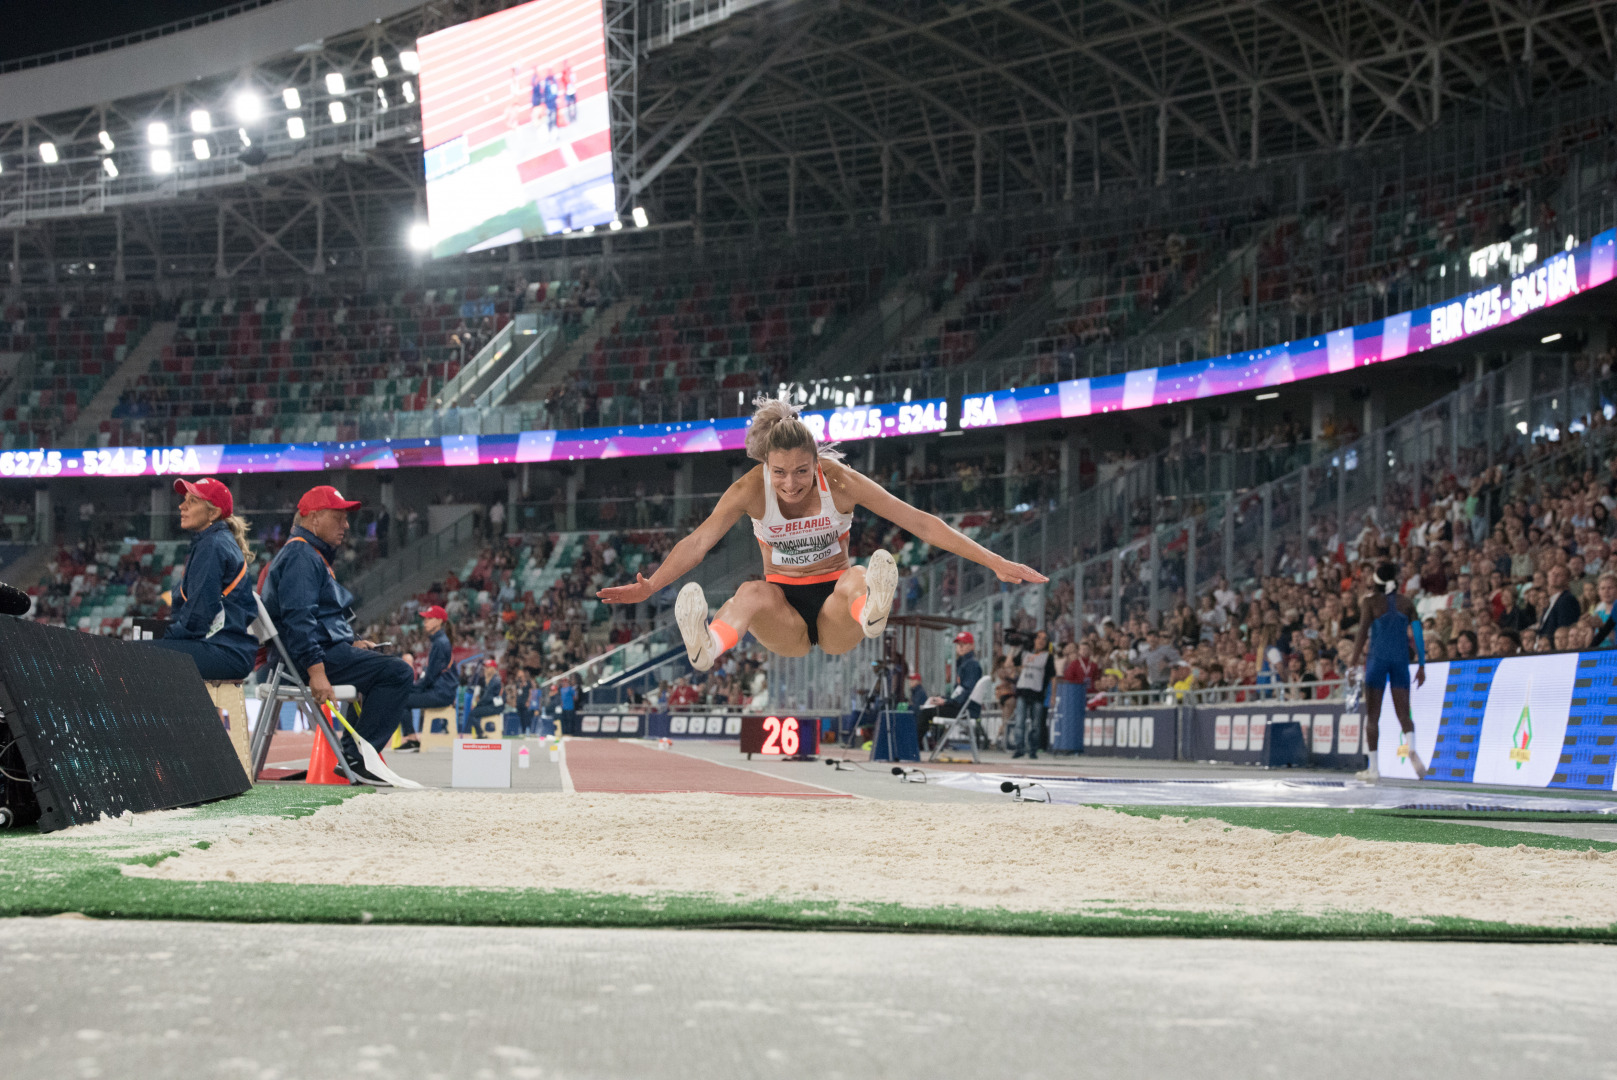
[472, 673, 503, 714]
[260, 525, 355, 671]
[949, 651, 983, 703]
[165, 521, 257, 662]
[414, 630, 458, 697]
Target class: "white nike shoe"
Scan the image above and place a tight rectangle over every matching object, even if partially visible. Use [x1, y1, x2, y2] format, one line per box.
[676, 582, 716, 671]
[860, 549, 898, 638]
[1356, 756, 1380, 782]
[1407, 749, 1430, 780]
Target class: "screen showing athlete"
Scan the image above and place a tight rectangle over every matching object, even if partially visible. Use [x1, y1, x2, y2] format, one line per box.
[1348, 562, 1429, 780]
[596, 396, 1047, 668]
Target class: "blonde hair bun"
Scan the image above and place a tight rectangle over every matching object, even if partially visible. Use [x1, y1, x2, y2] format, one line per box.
[744, 394, 844, 463]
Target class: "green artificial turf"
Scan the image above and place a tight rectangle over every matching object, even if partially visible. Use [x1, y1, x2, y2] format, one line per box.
[1106, 805, 1617, 853]
[1, 792, 1613, 939]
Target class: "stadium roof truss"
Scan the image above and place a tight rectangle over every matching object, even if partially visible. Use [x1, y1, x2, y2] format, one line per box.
[2, 0, 1615, 281]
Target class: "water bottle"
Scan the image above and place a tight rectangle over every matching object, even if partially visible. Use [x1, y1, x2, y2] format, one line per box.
[518, 746, 531, 769]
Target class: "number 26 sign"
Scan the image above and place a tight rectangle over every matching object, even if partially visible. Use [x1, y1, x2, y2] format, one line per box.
[739, 714, 820, 758]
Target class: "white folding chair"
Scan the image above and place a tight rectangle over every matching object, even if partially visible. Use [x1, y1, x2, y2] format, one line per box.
[247, 591, 362, 784]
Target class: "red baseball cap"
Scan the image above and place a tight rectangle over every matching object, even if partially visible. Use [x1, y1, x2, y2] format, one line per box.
[419, 605, 448, 621]
[297, 485, 361, 515]
[953, 631, 975, 645]
[908, 672, 922, 681]
[173, 477, 233, 517]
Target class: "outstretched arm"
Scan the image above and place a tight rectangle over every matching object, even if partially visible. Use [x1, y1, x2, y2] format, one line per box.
[828, 463, 1047, 585]
[596, 477, 751, 604]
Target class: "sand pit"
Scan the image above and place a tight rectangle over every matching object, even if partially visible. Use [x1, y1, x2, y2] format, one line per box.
[123, 791, 1617, 927]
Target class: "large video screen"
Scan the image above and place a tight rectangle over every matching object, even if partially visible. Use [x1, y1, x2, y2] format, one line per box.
[1381, 651, 1615, 792]
[416, 0, 614, 257]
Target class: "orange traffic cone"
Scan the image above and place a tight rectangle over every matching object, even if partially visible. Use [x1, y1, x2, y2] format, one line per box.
[305, 726, 349, 785]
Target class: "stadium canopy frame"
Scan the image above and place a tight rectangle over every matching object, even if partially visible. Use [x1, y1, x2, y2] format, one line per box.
[0, 0, 1614, 283]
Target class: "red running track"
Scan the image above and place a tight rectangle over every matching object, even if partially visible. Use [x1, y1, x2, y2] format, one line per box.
[565, 740, 849, 798]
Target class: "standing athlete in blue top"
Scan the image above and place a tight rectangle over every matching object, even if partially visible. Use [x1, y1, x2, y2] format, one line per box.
[1348, 562, 1429, 780]
[149, 477, 258, 680]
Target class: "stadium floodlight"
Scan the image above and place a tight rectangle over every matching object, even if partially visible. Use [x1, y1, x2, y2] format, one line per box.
[1542, 333, 1564, 344]
[632, 206, 649, 228]
[407, 222, 432, 251]
[190, 109, 212, 133]
[147, 121, 170, 146]
[583, 224, 595, 234]
[238, 128, 252, 147]
[609, 217, 622, 231]
[282, 88, 301, 110]
[192, 138, 211, 160]
[325, 72, 347, 96]
[398, 50, 419, 73]
[376, 88, 388, 112]
[401, 80, 416, 104]
[329, 101, 348, 124]
[102, 157, 119, 179]
[37, 142, 58, 164]
[232, 91, 263, 123]
[150, 148, 174, 173]
[371, 56, 388, 78]
[287, 117, 306, 139]
[98, 130, 115, 151]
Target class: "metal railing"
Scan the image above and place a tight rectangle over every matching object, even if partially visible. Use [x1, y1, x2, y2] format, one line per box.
[540, 621, 686, 696]
[435, 321, 516, 410]
[478, 322, 561, 409]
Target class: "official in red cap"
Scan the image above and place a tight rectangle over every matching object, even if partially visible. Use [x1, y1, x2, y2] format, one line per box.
[916, 628, 984, 740]
[261, 483, 414, 779]
[395, 604, 457, 753]
[147, 478, 257, 680]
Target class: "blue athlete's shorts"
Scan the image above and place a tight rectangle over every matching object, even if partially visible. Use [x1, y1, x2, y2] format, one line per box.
[1364, 657, 1411, 698]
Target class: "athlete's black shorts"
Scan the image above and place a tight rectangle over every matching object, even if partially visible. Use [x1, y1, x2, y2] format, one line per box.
[772, 575, 840, 645]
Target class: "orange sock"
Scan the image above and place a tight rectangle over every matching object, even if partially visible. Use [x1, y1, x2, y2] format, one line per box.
[709, 619, 739, 655]
[849, 595, 867, 623]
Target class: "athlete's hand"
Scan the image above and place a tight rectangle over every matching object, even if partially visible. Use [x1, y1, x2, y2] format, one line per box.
[597, 573, 656, 605]
[1415, 665, 1426, 688]
[994, 559, 1048, 584]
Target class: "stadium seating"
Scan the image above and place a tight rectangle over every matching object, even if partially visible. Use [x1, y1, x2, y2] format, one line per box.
[107, 287, 523, 447]
[0, 304, 150, 449]
[26, 538, 187, 633]
[538, 263, 881, 428]
[364, 529, 669, 678]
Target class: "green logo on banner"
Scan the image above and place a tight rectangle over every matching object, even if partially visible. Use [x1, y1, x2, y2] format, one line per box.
[1511, 681, 1533, 768]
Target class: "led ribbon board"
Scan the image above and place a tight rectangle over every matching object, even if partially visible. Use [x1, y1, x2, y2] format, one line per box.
[0, 400, 948, 479]
[0, 619, 250, 831]
[959, 228, 1617, 431]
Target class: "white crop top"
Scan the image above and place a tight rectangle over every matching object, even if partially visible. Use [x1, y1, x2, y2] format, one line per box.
[750, 464, 855, 570]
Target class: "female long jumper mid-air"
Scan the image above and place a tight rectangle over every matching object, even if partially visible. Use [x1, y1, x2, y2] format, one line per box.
[597, 397, 1048, 669]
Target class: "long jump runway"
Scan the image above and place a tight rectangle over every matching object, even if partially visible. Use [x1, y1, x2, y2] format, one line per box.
[563, 739, 849, 797]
